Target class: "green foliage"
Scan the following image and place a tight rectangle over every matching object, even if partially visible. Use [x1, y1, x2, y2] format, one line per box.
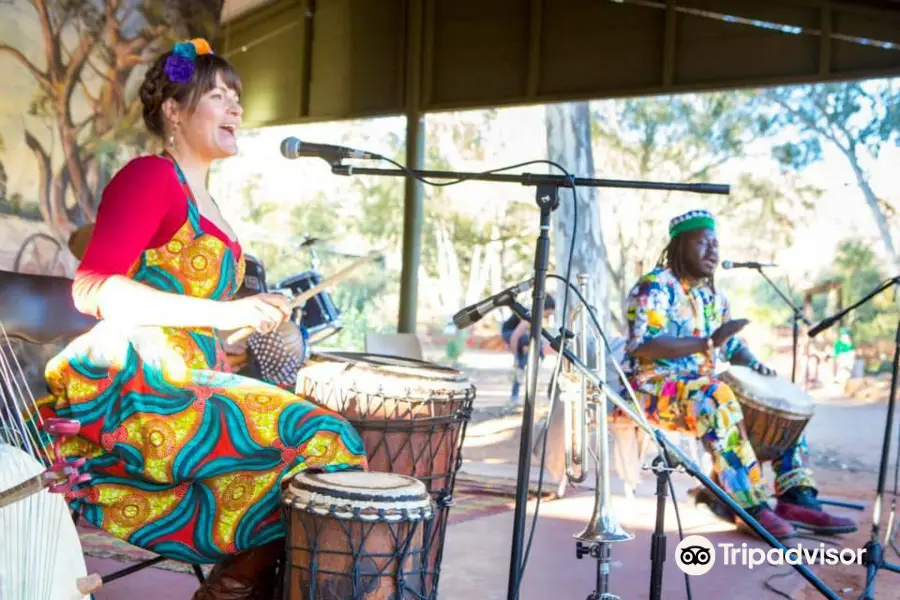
[820, 239, 899, 347]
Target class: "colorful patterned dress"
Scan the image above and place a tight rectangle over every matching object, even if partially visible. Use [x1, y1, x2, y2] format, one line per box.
[623, 266, 813, 508]
[37, 155, 367, 563]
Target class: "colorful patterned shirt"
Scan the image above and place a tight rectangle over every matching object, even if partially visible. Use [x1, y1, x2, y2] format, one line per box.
[624, 266, 747, 388]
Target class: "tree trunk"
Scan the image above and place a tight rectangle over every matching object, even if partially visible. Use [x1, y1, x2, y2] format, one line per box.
[844, 147, 899, 269]
[545, 101, 611, 330]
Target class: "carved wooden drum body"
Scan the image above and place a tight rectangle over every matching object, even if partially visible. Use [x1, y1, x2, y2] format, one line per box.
[282, 470, 434, 600]
[720, 366, 815, 462]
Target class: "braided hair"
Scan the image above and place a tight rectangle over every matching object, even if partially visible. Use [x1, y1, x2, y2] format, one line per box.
[656, 233, 716, 292]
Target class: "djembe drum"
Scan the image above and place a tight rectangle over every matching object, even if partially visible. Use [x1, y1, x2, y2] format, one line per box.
[282, 470, 434, 600]
[719, 365, 815, 462]
[296, 352, 475, 599]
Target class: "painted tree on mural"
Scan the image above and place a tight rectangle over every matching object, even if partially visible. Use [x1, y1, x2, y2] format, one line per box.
[0, 0, 221, 237]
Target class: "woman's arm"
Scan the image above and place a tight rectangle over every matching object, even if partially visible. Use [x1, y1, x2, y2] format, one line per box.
[73, 157, 234, 329]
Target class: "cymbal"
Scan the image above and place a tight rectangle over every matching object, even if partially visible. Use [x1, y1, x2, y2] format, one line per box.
[68, 224, 94, 261]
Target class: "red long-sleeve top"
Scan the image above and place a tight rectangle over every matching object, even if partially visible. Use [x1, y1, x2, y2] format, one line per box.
[73, 156, 241, 318]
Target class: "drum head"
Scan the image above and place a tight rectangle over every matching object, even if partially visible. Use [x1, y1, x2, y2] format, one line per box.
[721, 366, 815, 417]
[297, 352, 474, 402]
[283, 470, 433, 522]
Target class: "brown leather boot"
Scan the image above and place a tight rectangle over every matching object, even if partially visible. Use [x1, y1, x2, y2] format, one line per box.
[193, 540, 284, 600]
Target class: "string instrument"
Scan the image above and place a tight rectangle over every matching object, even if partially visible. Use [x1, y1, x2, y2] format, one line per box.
[0, 269, 101, 599]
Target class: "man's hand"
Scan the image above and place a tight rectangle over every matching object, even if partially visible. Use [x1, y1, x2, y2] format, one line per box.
[711, 319, 749, 348]
[751, 361, 777, 377]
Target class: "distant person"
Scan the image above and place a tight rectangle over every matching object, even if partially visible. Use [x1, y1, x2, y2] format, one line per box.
[501, 295, 556, 405]
[833, 327, 856, 383]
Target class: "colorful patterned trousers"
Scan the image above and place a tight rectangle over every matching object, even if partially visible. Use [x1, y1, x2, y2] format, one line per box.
[635, 375, 815, 509]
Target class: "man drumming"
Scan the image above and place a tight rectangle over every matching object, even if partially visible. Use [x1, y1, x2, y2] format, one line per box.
[623, 209, 855, 540]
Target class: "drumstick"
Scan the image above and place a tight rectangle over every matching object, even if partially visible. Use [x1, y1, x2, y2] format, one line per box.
[226, 252, 379, 345]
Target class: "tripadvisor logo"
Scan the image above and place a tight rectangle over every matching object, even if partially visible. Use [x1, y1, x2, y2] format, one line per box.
[675, 535, 866, 576]
[675, 536, 716, 576]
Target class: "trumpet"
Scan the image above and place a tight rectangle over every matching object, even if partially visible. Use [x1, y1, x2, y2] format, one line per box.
[560, 273, 633, 599]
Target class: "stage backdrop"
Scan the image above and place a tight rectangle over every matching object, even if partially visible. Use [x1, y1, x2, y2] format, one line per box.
[0, 0, 224, 390]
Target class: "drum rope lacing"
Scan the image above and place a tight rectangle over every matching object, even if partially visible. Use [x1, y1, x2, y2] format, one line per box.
[294, 355, 476, 599]
[283, 474, 434, 600]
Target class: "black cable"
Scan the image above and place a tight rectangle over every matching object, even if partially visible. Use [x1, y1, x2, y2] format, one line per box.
[365, 153, 582, 190]
[763, 569, 796, 599]
[763, 534, 844, 599]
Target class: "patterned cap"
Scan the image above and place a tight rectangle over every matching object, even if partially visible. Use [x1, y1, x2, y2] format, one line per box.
[669, 209, 716, 238]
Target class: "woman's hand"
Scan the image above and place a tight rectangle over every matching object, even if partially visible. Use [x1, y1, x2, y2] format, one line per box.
[219, 294, 292, 334]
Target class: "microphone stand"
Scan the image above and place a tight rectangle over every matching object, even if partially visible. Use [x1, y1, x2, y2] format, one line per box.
[750, 266, 810, 384]
[809, 276, 900, 600]
[328, 159, 729, 600]
[504, 300, 841, 600]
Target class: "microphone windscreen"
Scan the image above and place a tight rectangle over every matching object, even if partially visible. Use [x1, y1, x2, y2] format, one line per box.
[721, 260, 733, 269]
[281, 137, 302, 158]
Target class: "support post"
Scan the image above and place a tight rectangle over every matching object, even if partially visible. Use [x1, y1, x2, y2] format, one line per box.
[399, 0, 425, 334]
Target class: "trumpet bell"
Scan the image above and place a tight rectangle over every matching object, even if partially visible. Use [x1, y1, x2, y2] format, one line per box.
[575, 507, 634, 544]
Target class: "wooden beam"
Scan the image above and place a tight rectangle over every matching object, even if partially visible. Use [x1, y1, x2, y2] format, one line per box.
[662, 0, 677, 86]
[819, 5, 832, 76]
[298, 0, 314, 117]
[526, 0, 543, 98]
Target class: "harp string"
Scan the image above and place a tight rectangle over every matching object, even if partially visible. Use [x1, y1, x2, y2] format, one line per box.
[0, 318, 65, 599]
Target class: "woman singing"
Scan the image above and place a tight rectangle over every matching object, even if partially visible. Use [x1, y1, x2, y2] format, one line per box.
[38, 39, 367, 599]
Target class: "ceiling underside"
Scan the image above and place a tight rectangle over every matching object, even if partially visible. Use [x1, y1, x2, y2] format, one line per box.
[217, 0, 900, 128]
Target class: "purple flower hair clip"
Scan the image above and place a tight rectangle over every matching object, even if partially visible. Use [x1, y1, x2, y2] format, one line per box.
[164, 39, 213, 84]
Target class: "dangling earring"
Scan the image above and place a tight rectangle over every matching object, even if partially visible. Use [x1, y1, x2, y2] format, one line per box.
[167, 132, 176, 148]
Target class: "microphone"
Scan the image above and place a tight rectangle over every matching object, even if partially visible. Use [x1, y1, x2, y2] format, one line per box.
[453, 279, 534, 330]
[280, 137, 382, 161]
[808, 315, 839, 338]
[722, 260, 777, 270]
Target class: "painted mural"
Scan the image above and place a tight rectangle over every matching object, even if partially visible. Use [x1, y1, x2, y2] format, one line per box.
[0, 0, 224, 392]
[0, 0, 224, 276]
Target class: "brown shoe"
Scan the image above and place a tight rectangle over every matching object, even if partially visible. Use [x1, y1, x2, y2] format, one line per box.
[775, 486, 858, 535]
[735, 506, 797, 541]
[193, 540, 283, 600]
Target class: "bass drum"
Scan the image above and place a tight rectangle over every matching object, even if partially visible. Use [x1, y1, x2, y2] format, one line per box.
[720, 366, 815, 462]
